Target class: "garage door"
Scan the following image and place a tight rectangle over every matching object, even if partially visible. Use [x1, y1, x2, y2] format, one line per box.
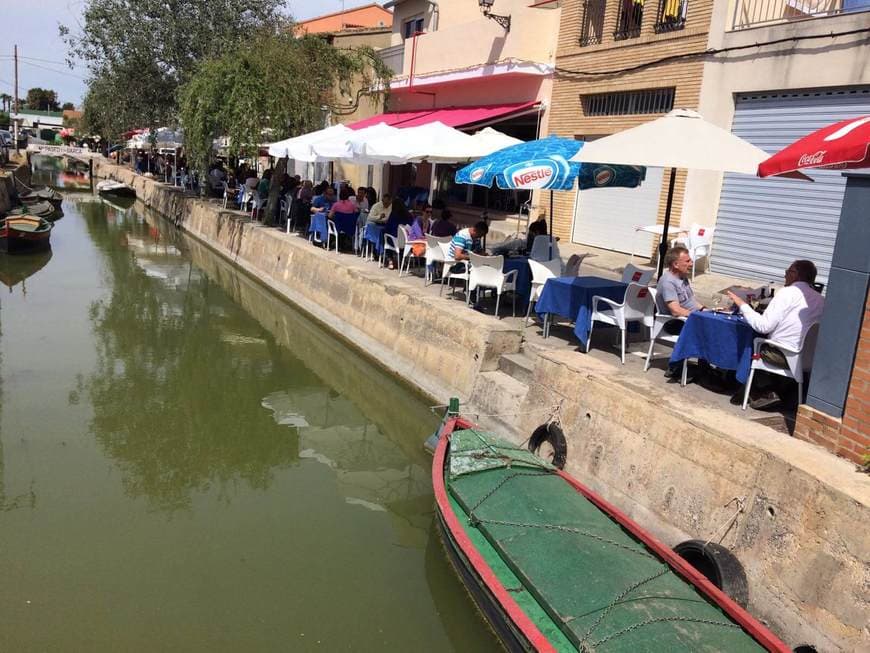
[711, 87, 870, 284]
[571, 167, 664, 254]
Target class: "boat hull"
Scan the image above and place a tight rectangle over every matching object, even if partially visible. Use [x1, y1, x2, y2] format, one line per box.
[0, 217, 52, 254]
[432, 415, 791, 653]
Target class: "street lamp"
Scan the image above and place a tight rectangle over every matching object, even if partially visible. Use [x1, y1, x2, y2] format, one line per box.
[478, 0, 511, 32]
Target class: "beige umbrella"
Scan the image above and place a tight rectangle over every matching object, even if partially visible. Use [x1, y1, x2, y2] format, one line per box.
[569, 109, 769, 274]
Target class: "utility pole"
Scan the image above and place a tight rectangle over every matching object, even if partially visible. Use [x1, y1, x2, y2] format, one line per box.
[13, 44, 19, 154]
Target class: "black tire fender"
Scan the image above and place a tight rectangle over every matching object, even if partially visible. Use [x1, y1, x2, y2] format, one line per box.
[528, 423, 567, 470]
[673, 539, 749, 608]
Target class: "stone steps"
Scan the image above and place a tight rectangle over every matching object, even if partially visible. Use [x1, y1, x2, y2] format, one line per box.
[498, 351, 537, 386]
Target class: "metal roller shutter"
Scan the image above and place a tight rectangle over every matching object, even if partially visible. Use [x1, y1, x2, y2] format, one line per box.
[712, 86, 870, 284]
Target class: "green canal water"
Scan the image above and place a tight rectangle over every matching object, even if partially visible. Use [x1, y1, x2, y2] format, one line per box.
[0, 162, 498, 651]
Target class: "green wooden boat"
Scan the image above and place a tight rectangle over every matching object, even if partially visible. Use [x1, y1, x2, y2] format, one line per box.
[433, 412, 790, 652]
[9, 201, 63, 221]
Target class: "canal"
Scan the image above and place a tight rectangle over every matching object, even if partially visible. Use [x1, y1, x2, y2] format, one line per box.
[0, 160, 498, 651]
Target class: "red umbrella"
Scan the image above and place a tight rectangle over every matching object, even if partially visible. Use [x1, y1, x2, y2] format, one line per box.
[758, 115, 870, 177]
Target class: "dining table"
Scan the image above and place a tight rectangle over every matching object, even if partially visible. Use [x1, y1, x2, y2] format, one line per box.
[503, 256, 533, 309]
[535, 276, 629, 347]
[670, 310, 759, 384]
[363, 223, 385, 258]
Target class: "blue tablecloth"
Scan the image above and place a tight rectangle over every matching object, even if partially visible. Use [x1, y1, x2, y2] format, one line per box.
[308, 212, 328, 243]
[332, 211, 358, 236]
[670, 311, 758, 383]
[536, 276, 628, 345]
[363, 223, 385, 255]
[503, 257, 532, 309]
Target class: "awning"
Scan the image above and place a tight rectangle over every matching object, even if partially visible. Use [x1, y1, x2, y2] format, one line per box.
[348, 101, 539, 131]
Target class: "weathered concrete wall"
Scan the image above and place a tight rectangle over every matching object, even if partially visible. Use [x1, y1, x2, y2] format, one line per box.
[0, 158, 32, 213]
[94, 161, 523, 402]
[96, 161, 870, 652]
[516, 350, 870, 652]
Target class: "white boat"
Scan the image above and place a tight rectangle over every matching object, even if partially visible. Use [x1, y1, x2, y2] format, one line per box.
[96, 179, 136, 197]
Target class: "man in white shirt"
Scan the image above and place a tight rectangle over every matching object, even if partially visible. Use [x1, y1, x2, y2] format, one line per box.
[727, 259, 825, 407]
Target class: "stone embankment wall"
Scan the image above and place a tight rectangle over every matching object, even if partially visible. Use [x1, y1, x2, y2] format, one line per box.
[0, 158, 32, 213]
[94, 161, 869, 652]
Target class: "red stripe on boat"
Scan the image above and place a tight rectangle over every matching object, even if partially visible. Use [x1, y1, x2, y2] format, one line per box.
[432, 417, 557, 653]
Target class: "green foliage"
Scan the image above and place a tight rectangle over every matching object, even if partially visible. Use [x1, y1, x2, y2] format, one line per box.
[179, 29, 391, 174]
[61, 0, 287, 136]
[25, 87, 59, 111]
[0, 111, 9, 128]
[61, 102, 75, 111]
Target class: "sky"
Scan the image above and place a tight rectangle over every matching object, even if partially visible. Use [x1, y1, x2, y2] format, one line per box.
[1, 0, 370, 108]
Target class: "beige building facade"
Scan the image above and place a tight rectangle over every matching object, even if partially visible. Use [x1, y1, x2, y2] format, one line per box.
[685, 3, 870, 282]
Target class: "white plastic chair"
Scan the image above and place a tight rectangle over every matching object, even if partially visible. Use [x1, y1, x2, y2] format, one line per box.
[326, 219, 339, 254]
[741, 322, 819, 410]
[529, 235, 561, 262]
[563, 253, 588, 277]
[222, 182, 236, 209]
[525, 258, 562, 326]
[588, 283, 655, 364]
[381, 233, 400, 271]
[250, 191, 266, 221]
[398, 225, 427, 277]
[684, 224, 715, 280]
[644, 287, 689, 379]
[621, 263, 654, 287]
[467, 253, 518, 318]
[439, 242, 469, 298]
[424, 234, 451, 285]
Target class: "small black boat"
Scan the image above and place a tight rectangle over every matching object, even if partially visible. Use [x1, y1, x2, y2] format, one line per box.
[96, 179, 136, 198]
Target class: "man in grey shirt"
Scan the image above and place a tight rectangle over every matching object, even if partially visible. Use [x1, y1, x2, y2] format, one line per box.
[656, 246, 705, 378]
[657, 246, 704, 318]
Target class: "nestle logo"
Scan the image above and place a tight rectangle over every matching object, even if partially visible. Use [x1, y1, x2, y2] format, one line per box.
[470, 167, 486, 182]
[798, 150, 826, 166]
[593, 167, 614, 186]
[512, 167, 553, 186]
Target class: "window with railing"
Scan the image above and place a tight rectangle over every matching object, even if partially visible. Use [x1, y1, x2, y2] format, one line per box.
[582, 88, 675, 116]
[731, 0, 870, 29]
[579, 0, 607, 46]
[655, 0, 688, 31]
[614, 0, 644, 39]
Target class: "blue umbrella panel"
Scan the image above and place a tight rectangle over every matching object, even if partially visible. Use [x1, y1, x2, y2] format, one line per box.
[455, 136, 645, 255]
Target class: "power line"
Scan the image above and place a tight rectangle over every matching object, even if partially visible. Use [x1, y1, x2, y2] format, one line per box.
[0, 55, 71, 66]
[18, 59, 88, 80]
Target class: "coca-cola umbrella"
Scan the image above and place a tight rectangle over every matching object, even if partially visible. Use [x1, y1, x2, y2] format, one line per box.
[758, 115, 870, 177]
[455, 136, 646, 258]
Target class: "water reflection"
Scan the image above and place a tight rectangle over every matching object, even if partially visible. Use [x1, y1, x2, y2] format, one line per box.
[0, 249, 53, 294]
[79, 203, 301, 511]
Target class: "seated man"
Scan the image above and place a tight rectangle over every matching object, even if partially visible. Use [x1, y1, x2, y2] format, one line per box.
[656, 246, 706, 378]
[449, 220, 488, 263]
[310, 186, 335, 215]
[727, 259, 825, 408]
[366, 193, 392, 224]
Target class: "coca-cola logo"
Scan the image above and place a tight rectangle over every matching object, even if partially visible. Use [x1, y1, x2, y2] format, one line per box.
[798, 150, 826, 166]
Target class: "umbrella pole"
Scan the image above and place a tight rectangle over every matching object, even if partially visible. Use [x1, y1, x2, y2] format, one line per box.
[657, 167, 677, 278]
[548, 190, 554, 260]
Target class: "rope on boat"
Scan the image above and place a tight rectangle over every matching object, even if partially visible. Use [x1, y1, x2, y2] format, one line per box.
[579, 616, 742, 651]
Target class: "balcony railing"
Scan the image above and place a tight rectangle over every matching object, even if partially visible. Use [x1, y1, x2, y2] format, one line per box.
[580, 0, 607, 46]
[655, 0, 689, 31]
[377, 44, 405, 75]
[731, 0, 870, 29]
[614, 0, 644, 39]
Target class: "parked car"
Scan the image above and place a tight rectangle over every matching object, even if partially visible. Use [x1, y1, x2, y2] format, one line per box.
[0, 130, 13, 147]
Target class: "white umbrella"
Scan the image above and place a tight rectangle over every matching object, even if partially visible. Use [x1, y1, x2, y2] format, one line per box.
[569, 109, 769, 274]
[357, 121, 481, 164]
[310, 122, 400, 162]
[266, 124, 352, 160]
[468, 127, 523, 157]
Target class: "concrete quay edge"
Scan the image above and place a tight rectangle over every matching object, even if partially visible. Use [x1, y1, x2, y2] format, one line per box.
[93, 161, 869, 652]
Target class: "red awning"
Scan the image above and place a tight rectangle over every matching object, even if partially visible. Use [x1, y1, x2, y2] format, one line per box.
[348, 101, 539, 130]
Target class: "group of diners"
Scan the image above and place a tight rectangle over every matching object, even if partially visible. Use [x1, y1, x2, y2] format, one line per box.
[653, 246, 824, 410]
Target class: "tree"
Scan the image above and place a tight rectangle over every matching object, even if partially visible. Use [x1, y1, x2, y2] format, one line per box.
[25, 87, 59, 111]
[0, 94, 11, 112]
[61, 102, 75, 111]
[179, 28, 391, 221]
[0, 111, 9, 128]
[61, 0, 286, 133]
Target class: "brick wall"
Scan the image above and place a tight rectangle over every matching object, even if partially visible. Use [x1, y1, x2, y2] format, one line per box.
[546, 0, 712, 247]
[794, 286, 870, 465]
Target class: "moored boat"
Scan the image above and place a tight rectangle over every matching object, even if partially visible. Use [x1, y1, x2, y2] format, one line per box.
[432, 407, 791, 652]
[0, 215, 53, 254]
[19, 186, 63, 208]
[9, 200, 63, 221]
[96, 179, 136, 197]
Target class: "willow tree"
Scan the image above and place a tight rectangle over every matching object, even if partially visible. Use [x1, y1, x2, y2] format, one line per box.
[179, 29, 391, 222]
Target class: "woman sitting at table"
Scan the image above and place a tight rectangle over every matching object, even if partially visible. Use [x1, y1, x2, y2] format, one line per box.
[384, 199, 413, 269]
[328, 186, 358, 218]
[407, 205, 432, 257]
